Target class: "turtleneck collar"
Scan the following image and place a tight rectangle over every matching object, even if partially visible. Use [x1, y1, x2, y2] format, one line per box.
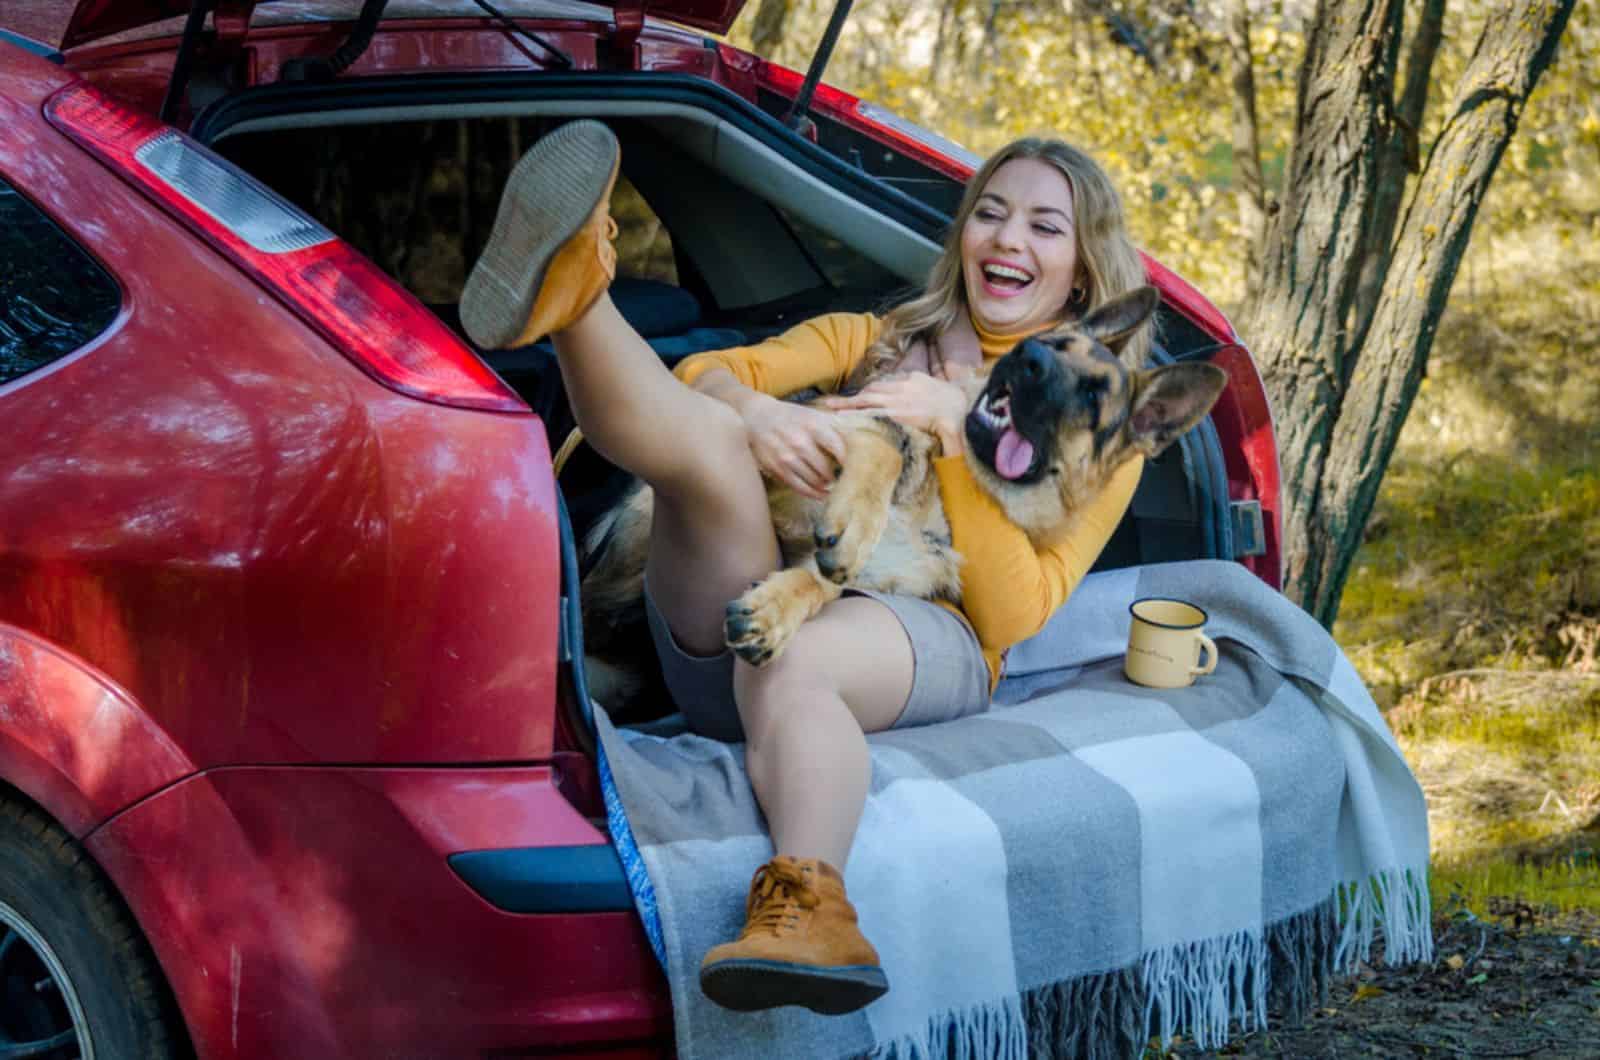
[970, 312, 1066, 358]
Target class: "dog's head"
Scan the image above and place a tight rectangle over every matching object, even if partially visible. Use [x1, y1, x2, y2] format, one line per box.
[963, 285, 1228, 541]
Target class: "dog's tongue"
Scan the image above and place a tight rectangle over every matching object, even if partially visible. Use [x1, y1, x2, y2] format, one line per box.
[995, 427, 1034, 480]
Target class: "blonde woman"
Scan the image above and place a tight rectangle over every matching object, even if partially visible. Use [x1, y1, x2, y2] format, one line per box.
[460, 123, 1152, 1016]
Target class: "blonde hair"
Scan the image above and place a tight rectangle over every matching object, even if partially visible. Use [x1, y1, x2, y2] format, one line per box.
[862, 137, 1151, 377]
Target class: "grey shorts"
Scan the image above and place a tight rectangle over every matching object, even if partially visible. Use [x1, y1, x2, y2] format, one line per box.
[644, 585, 992, 743]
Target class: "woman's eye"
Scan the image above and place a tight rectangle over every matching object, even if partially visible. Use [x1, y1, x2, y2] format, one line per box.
[1034, 224, 1062, 236]
[975, 209, 1003, 222]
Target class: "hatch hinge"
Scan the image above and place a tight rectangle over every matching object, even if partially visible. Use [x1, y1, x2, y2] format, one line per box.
[605, 0, 645, 70]
[161, 0, 256, 124]
[280, 0, 390, 82]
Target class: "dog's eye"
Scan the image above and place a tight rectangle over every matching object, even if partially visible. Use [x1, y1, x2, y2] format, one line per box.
[1078, 378, 1106, 421]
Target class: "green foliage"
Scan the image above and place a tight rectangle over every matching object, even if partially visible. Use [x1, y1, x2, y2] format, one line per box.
[725, 1, 1597, 314]
[1337, 205, 1600, 920]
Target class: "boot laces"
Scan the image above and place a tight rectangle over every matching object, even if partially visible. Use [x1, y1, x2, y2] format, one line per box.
[742, 861, 820, 939]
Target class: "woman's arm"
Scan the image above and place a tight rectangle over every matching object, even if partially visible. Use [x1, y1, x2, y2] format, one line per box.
[675, 313, 880, 397]
[673, 312, 885, 499]
[933, 456, 1143, 651]
[691, 368, 846, 499]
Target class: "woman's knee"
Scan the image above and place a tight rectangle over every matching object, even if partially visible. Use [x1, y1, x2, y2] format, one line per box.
[733, 631, 840, 734]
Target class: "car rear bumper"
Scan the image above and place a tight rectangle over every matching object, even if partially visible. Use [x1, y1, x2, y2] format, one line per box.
[85, 764, 672, 1059]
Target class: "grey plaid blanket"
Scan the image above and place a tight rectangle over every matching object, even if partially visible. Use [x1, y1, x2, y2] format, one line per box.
[594, 560, 1432, 1058]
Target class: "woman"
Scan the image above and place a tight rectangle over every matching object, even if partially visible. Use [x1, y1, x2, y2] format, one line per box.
[459, 123, 1151, 1016]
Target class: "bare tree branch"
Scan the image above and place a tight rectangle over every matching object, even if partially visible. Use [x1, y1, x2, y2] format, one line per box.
[1350, 0, 1447, 355]
[1224, 0, 1268, 303]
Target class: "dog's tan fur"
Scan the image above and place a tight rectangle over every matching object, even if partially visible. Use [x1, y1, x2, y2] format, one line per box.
[580, 286, 1227, 688]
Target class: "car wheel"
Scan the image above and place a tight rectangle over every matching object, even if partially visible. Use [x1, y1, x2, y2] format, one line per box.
[0, 797, 184, 1059]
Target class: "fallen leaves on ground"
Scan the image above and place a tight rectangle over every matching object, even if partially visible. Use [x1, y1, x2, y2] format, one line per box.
[1168, 905, 1600, 1059]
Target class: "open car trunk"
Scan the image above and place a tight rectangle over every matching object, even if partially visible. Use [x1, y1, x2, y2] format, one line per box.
[195, 72, 1243, 734]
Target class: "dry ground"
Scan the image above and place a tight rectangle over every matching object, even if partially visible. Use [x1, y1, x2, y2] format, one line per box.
[1171, 906, 1600, 1059]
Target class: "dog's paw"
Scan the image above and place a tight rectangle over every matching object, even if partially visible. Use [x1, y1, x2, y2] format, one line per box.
[812, 510, 880, 585]
[724, 570, 824, 666]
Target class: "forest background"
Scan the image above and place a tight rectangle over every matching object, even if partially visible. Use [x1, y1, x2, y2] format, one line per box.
[724, 0, 1600, 918]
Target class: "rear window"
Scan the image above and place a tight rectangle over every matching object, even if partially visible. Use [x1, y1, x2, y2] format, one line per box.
[776, 206, 903, 293]
[0, 177, 120, 384]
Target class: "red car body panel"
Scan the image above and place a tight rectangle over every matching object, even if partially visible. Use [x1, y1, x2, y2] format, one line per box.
[1, 48, 563, 776]
[0, 623, 192, 838]
[86, 767, 669, 1058]
[0, 5, 1281, 1054]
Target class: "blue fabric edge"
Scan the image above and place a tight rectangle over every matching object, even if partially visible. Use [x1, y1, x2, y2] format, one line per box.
[597, 731, 668, 967]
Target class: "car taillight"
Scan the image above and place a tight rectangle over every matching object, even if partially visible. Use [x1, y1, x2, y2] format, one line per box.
[734, 50, 981, 182]
[44, 81, 528, 415]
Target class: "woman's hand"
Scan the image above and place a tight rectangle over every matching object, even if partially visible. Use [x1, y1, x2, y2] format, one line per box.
[820, 366, 974, 456]
[741, 393, 849, 500]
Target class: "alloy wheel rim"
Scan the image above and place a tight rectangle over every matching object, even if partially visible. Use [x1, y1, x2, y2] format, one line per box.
[0, 899, 91, 1060]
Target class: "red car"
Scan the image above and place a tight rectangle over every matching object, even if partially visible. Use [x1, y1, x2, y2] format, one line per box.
[0, 1, 1280, 1055]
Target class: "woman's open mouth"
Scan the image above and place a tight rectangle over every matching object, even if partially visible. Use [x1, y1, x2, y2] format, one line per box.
[980, 260, 1034, 299]
[968, 384, 1037, 480]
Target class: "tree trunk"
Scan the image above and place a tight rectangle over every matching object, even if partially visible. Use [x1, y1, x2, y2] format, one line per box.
[1223, 0, 1268, 305]
[750, 0, 792, 58]
[1311, 0, 1576, 626]
[1250, 0, 1576, 627]
[1242, 0, 1406, 619]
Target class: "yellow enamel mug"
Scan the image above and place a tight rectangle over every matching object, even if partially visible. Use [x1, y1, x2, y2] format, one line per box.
[1124, 598, 1218, 688]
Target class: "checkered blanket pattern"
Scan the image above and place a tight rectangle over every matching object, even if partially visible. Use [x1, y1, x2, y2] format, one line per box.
[595, 560, 1432, 1059]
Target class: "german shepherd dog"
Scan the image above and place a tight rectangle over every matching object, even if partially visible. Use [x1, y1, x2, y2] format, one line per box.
[579, 286, 1226, 703]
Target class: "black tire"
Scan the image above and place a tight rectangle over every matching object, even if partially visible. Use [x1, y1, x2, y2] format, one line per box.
[0, 796, 185, 1059]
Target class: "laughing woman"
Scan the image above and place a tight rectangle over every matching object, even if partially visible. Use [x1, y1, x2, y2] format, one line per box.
[459, 123, 1152, 1016]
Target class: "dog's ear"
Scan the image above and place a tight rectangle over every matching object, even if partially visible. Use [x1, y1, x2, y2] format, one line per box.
[1126, 362, 1228, 458]
[1079, 285, 1160, 349]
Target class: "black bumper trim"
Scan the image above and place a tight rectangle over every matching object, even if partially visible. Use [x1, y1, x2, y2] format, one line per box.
[449, 844, 634, 914]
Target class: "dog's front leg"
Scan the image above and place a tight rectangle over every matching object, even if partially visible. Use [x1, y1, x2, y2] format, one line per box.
[813, 422, 904, 586]
[724, 563, 843, 667]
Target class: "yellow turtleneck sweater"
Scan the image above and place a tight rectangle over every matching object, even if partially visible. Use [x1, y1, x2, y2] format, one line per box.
[675, 312, 1143, 690]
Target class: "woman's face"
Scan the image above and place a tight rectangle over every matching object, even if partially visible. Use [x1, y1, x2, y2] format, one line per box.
[959, 157, 1082, 335]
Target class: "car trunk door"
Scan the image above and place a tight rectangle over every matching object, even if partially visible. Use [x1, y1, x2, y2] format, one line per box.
[56, 0, 750, 50]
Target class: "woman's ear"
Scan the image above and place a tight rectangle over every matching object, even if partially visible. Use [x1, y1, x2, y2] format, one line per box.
[1079, 285, 1160, 346]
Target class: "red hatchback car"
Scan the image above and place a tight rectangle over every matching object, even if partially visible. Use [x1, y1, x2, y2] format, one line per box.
[0, 1, 1281, 1055]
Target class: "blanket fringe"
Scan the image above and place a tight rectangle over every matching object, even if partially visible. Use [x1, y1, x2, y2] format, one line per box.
[868, 994, 1028, 1060]
[1142, 926, 1268, 1050]
[1335, 866, 1434, 969]
[1141, 898, 1352, 1052]
[1266, 896, 1337, 1021]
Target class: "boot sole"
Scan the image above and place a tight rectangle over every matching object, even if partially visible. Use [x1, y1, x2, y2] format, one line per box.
[459, 120, 620, 349]
[699, 957, 889, 1015]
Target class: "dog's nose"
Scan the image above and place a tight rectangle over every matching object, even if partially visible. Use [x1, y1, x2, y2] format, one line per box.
[1018, 339, 1055, 384]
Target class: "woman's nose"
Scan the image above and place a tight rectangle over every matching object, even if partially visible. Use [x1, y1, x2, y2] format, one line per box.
[993, 215, 1027, 250]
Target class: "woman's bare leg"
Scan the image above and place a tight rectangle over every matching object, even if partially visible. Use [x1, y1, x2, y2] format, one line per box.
[552, 296, 781, 655]
[733, 595, 915, 868]
[461, 120, 778, 654]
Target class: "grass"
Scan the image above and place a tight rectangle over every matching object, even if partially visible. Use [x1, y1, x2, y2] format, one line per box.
[1335, 211, 1600, 924]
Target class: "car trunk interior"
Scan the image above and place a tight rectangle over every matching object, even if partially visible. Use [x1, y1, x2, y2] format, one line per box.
[199, 83, 1238, 740]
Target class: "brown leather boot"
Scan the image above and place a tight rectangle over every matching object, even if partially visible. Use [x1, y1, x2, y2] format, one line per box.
[459, 120, 619, 350]
[699, 856, 888, 1015]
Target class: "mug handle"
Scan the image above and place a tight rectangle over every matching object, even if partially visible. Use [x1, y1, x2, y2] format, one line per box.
[1191, 633, 1218, 677]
